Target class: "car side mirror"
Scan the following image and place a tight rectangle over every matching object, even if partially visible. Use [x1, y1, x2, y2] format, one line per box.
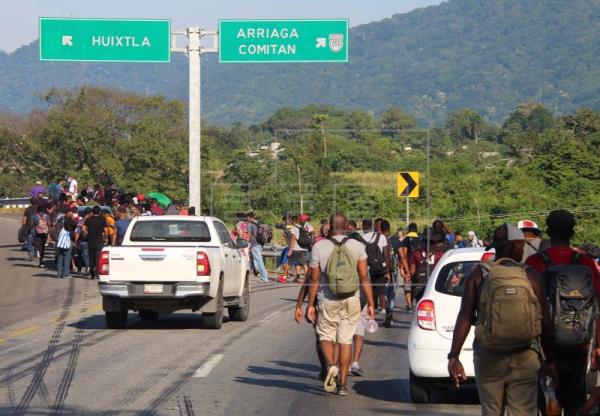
[236, 239, 249, 249]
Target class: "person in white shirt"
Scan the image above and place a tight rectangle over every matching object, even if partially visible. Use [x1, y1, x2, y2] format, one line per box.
[67, 176, 78, 199]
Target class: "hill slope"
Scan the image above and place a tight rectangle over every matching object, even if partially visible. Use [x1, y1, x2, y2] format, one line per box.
[1, 0, 599, 124]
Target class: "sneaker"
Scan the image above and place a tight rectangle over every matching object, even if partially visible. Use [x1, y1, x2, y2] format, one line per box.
[277, 276, 287, 283]
[324, 365, 339, 393]
[351, 365, 365, 377]
[259, 278, 269, 283]
[62, 275, 72, 279]
[337, 385, 349, 396]
[383, 314, 392, 328]
[405, 306, 413, 314]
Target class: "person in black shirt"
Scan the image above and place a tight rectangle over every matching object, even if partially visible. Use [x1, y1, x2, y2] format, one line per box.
[400, 223, 421, 312]
[83, 206, 107, 279]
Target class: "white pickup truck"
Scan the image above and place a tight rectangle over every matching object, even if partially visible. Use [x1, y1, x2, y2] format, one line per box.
[97, 215, 250, 329]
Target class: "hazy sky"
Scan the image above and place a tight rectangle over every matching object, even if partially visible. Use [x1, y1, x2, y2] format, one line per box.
[1, 0, 443, 52]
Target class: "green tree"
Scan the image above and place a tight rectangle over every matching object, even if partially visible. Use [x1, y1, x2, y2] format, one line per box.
[446, 109, 485, 145]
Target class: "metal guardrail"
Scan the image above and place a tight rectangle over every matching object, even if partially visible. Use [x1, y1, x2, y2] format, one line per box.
[0, 197, 30, 208]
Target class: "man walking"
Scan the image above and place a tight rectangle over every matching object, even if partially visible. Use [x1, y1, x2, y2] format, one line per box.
[307, 213, 375, 396]
[526, 210, 600, 415]
[448, 223, 557, 416]
[246, 211, 270, 283]
[400, 223, 420, 312]
[83, 206, 107, 279]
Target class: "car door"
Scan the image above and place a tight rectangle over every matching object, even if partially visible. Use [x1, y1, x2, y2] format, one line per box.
[213, 222, 241, 296]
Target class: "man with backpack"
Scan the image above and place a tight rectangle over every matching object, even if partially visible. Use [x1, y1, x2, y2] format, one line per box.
[33, 205, 51, 268]
[448, 223, 557, 416]
[285, 215, 313, 283]
[526, 210, 600, 416]
[357, 219, 390, 318]
[306, 213, 375, 396]
[409, 231, 446, 303]
[245, 211, 271, 283]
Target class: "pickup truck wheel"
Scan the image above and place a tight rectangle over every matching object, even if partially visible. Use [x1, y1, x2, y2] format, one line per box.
[105, 309, 128, 329]
[228, 276, 250, 322]
[139, 309, 159, 321]
[204, 277, 224, 329]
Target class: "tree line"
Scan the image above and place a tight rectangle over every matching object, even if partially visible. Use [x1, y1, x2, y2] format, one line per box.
[0, 86, 598, 243]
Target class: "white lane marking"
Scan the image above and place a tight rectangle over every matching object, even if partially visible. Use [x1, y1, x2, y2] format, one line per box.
[192, 354, 224, 378]
[259, 311, 281, 324]
[0, 217, 21, 223]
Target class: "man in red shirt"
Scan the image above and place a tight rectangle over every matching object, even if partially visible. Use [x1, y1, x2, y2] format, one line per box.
[526, 210, 600, 416]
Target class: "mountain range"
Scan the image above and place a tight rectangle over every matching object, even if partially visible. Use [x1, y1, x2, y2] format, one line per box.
[1, 0, 599, 125]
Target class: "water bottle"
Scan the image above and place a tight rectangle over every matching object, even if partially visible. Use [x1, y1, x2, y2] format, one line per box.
[365, 319, 378, 334]
[541, 376, 561, 416]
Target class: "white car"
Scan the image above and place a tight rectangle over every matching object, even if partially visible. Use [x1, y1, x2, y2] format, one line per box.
[408, 247, 494, 403]
[98, 215, 251, 330]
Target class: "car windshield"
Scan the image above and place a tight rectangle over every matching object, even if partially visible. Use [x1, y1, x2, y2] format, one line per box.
[434, 261, 485, 297]
[130, 220, 211, 242]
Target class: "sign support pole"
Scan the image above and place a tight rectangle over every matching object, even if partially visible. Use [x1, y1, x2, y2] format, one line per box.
[188, 27, 201, 213]
[172, 28, 218, 213]
[406, 197, 409, 226]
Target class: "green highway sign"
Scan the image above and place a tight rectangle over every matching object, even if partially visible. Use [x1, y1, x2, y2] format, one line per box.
[39, 18, 171, 63]
[219, 19, 349, 63]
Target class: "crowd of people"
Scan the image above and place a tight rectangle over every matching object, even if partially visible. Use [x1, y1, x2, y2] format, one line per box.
[286, 208, 600, 416]
[17, 179, 600, 414]
[19, 178, 195, 279]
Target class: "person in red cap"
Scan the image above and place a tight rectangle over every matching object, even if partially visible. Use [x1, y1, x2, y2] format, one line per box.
[518, 219, 550, 263]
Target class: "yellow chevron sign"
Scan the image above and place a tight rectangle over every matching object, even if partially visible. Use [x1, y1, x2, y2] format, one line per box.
[397, 171, 419, 198]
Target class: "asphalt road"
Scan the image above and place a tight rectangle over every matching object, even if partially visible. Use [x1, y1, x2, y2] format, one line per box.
[0, 216, 480, 415]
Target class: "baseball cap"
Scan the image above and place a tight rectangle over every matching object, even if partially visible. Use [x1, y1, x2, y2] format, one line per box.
[518, 219, 541, 235]
[299, 213, 310, 221]
[486, 223, 525, 251]
[546, 210, 575, 238]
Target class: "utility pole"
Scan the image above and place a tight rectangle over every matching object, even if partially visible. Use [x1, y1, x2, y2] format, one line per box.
[172, 28, 218, 213]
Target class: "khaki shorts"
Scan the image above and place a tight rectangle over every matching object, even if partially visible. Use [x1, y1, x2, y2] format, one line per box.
[316, 297, 361, 344]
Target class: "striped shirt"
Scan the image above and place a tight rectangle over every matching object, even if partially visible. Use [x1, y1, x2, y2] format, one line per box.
[56, 228, 72, 249]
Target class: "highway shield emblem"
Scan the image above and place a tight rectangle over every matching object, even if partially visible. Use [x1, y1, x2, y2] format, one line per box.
[329, 34, 344, 53]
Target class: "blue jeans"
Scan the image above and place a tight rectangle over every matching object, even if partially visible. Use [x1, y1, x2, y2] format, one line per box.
[56, 247, 72, 277]
[78, 241, 90, 268]
[27, 230, 35, 257]
[386, 277, 398, 314]
[251, 245, 269, 281]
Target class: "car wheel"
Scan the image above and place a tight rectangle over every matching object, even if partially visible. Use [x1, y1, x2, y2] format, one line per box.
[204, 277, 224, 329]
[228, 276, 250, 322]
[138, 309, 159, 321]
[409, 370, 432, 404]
[105, 309, 128, 329]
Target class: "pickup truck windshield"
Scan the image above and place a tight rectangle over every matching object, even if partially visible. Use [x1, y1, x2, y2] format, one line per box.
[130, 220, 211, 242]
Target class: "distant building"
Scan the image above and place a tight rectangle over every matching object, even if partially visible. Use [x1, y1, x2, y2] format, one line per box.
[248, 142, 283, 159]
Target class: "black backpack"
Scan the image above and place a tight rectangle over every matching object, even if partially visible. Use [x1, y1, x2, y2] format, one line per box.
[358, 233, 386, 275]
[252, 221, 273, 245]
[294, 224, 313, 249]
[541, 251, 597, 347]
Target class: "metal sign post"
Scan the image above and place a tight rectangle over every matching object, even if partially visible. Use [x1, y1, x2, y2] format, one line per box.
[172, 28, 218, 212]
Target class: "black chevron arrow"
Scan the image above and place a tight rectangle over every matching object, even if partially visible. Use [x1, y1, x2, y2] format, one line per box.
[400, 172, 417, 196]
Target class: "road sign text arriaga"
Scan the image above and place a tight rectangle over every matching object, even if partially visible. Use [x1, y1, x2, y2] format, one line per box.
[219, 19, 349, 63]
[397, 172, 420, 198]
[39, 18, 171, 62]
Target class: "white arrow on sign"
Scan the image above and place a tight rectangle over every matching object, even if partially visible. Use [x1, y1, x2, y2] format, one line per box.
[62, 35, 73, 46]
[315, 37, 326, 48]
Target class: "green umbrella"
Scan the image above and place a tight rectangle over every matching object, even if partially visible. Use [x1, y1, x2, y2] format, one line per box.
[147, 192, 172, 207]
